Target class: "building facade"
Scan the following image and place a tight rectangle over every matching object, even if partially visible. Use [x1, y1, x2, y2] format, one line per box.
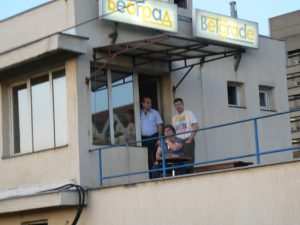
[270, 10, 300, 158]
[0, 1, 295, 224]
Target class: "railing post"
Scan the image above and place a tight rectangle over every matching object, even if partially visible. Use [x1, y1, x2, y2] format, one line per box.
[161, 136, 166, 177]
[253, 119, 261, 164]
[98, 148, 103, 186]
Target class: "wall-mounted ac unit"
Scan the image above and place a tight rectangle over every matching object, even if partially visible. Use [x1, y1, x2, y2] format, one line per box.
[290, 81, 300, 87]
[291, 126, 298, 132]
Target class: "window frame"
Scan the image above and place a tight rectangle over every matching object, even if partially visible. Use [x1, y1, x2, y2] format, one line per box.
[227, 84, 240, 106]
[10, 80, 32, 154]
[227, 81, 245, 107]
[9, 68, 67, 156]
[287, 51, 300, 67]
[91, 69, 140, 146]
[259, 85, 273, 111]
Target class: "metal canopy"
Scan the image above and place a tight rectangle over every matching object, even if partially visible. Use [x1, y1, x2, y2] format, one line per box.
[89, 34, 245, 83]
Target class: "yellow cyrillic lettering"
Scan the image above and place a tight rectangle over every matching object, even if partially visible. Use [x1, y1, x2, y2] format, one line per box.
[162, 11, 172, 27]
[108, 0, 116, 11]
[127, 2, 136, 15]
[142, 5, 152, 19]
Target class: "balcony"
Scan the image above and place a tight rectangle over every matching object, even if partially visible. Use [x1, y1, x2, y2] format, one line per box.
[90, 109, 298, 187]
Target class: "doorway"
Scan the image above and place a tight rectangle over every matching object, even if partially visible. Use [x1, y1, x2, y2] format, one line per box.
[138, 75, 161, 112]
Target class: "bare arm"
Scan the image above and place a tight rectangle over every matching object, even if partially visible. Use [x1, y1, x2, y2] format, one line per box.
[155, 146, 162, 161]
[156, 123, 163, 144]
[157, 123, 163, 137]
[186, 123, 199, 143]
[166, 138, 183, 152]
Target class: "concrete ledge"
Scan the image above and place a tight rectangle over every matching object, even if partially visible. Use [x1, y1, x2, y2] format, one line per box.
[0, 33, 88, 72]
[0, 191, 82, 215]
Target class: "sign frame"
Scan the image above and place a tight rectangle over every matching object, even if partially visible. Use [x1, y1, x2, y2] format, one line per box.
[100, 0, 178, 33]
[193, 9, 259, 48]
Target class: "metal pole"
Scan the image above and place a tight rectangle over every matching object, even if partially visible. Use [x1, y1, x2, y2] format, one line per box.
[230, 1, 238, 18]
[98, 149, 103, 186]
[253, 119, 261, 164]
[161, 136, 166, 177]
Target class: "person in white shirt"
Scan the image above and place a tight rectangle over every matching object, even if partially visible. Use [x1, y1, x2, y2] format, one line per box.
[172, 98, 199, 163]
[140, 97, 163, 178]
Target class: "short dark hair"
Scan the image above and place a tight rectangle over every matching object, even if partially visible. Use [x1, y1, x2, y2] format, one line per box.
[173, 98, 184, 104]
[142, 96, 151, 103]
[164, 125, 176, 134]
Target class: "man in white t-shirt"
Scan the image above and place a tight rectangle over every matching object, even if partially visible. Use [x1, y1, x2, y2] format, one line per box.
[172, 98, 199, 163]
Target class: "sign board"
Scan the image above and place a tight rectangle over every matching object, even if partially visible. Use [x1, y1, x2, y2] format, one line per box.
[100, 0, 178, 32]
[193, 9, 258, 48]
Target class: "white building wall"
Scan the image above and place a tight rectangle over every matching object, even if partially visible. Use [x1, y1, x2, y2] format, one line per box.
[82, 161, 300, 225]
[1, 161, 300, 225]
[0, 59, 80, 191]
[171, 36, 292, 164]
[0, 0, 293, 192]
[0, 1, 76, 53]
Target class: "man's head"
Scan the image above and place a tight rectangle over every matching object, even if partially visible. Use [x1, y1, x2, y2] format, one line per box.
[126, 109, 134, 122]
[142, 97, 152, 111]
[164, 125, 176, 137]
[173, 98, 184, 113]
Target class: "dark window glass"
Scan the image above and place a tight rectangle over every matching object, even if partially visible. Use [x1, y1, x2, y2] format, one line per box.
[13, 84, 32, 154]
[259, 92, 267, 107]
[174, 0, 187, 8]
[259, 86, 271, 109]
[227, 85, 238, 105]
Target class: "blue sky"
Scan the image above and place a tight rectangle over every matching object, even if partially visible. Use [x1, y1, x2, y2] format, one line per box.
[0, 0, 299, 35]
[193, 0, 300, 36]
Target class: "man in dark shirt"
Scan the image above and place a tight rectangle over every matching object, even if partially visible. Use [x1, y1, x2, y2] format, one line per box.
[152, 125, 184, 178]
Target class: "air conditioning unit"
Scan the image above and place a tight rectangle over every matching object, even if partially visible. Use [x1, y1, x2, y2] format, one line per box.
[291, 127, 298, 132]
[290, 81, 300, 87]
[292, 57, 300, 64]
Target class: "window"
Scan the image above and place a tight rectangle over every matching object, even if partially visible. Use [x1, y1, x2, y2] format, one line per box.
[227, 81, 244, 106]
[293, 149, 300, 159]
[290, 116, 300, 132]
[289, 94, 300, 109]
[259, 86, 273, 110]
[12, 70, 67, 154]
[287, 51, 300, 67]
[91, 70, 136, 145]
[287, 77, 300, 88]
[174, 0, 187, 8]
[292, 138, 300, 146]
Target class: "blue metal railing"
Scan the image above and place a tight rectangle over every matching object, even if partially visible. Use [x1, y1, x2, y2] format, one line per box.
[90, 109, 300, 186]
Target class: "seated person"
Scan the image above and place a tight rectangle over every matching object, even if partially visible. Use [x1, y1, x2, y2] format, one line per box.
[125, 109, 136, 143]
[152, 125, 186, 178]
